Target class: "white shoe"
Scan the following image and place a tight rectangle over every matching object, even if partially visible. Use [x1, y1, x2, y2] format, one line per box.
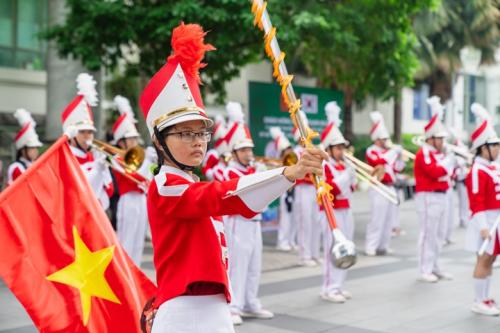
[434, 271, 454, 280]
[231, 313, 243, 325]
[419, 273, 439, 283]
[471, 301, 500, 316]
[276, 244, 292, 252]
[299, 259, 318, 267]
[384, 248, 395, 255]
[314, 258, 323, 265]
[341, 290, 352, 299]
[365, 250, 376, 256]
[240, 309, 274, 319]
[321, 292, 346, 303]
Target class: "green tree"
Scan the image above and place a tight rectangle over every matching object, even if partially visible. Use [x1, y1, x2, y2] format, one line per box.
[269, 0, 435, 142]
[44, 0, 265, 102]
[414, 0, 499, 100]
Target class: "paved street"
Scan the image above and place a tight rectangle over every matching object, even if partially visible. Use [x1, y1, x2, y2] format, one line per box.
[1, 191, 499, 333]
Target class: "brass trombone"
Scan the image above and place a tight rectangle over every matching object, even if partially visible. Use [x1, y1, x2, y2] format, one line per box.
[93, 139, 145, 172]
[253, 152, 299, 168]
[91, 139, 149, 187]
[386, 141, 416, 160]
[343, 152, 400, 205]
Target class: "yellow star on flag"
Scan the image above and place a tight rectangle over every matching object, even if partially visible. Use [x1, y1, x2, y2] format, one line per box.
[47, 226, 121, 326]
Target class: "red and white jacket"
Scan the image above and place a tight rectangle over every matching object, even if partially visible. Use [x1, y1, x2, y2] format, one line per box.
[6, 158, 32, 186]
[70, 145, 114, 209]
[365, 145, 405, 185]
[147, 165, 293, 308]
[465, 157, 500, 230]
[202, 149, 220, 180]
[414, 143, 452, 193]
[323, 158, 356, 209]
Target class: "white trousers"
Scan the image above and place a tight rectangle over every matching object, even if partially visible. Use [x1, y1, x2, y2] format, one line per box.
[392, 189, 402, 229]
[365, 188, 395, 252]
[295, 184, 322, 260]
[151, 295, 234, 333]
[415, 192, 447, 275]
[277, 192, 297, 248]
[227, 216, 263, 314]
[456, 182, 469, 227]
[116, 192, 147, 265]
[321, 208, 354, 294]
[444, 188, 455, 242]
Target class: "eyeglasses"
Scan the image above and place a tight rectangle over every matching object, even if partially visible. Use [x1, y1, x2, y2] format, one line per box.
[165, 131, 212, 143]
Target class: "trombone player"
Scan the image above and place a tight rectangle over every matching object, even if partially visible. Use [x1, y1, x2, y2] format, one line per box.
[61, 73, 114, 210]
[364, 111, 405, 256]
[414, 96, 455, 283]
[110, 95, 157, 265]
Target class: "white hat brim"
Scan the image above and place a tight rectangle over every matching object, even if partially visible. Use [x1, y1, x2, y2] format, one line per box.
[157, 112, 214, 132]
[76, 124, 97, 132]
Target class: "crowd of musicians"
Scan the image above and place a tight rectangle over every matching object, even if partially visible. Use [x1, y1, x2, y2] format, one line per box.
[2, 22, 499, 332]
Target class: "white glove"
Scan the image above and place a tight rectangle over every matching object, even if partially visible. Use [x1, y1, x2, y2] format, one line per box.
[439, 154, 457, 175]
[64, 125, 78, 139]
[92, 151, 108, 173]
[145, 146, 158, 163]
[392, 144, 403, 156]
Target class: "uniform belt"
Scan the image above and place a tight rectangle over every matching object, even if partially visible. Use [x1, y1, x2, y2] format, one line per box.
[431, 190, 446, 193]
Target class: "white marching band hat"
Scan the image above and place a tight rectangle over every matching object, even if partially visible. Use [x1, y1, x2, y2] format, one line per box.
[470, 103, 499, 151]
[61, 73, 98, 133]
[369, 111, 390, 141]
[321, 101, 347, 147]
[112, 95, 140, 143]
[13, 108, 42, 150]
[270, 127, 291, 156]
[139, 23, 215, 137]
[424, 96, 448, 138]
[224, 101, 254, 151]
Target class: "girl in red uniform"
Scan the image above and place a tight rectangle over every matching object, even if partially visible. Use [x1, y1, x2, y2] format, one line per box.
[139, 23, 327, 333]
[465, 103, 500, 316]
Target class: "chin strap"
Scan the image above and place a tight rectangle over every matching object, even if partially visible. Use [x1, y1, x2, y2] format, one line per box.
[154, 126, 195, 172]
[233, 149, 250, 168]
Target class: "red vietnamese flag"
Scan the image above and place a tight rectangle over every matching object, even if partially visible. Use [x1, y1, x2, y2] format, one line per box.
[0, 136, 156, 332]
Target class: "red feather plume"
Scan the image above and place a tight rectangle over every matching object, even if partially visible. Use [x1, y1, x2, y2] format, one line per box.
[168, 22, 215, 84]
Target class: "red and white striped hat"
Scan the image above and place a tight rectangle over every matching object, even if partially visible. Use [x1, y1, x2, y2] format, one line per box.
[139, 23, 215, 137]
[470, 103, 499, 151]
[61, 73, 98, 133]
[321, 101, 347, 147]
[112, 95, 140, 143]
[270, 127, 291, 156]
[424, 96, 447, 138]
[224, 101, 253, 150]
[212, 115, 228, 154]
[13, 108, 42, 150]
[369, 111, 390, 141]
[370, 111, 390, 141]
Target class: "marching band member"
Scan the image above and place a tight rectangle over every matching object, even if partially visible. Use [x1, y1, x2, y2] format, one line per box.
[319, 101, 356, 303]
[139, 23, 327, 333]
[414, 96, 455, 283]
[224, 110, 274, 325]
[270, 127, 297, 252]
[293, 111, 323, 266]
[464, 103, 500, 316]
[7, 109, 43, 185]
[365, 111, 404, 256]
[202, 114, 228, 181]
[111, 95, 156, 265]
[61, 73, 114, 210]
